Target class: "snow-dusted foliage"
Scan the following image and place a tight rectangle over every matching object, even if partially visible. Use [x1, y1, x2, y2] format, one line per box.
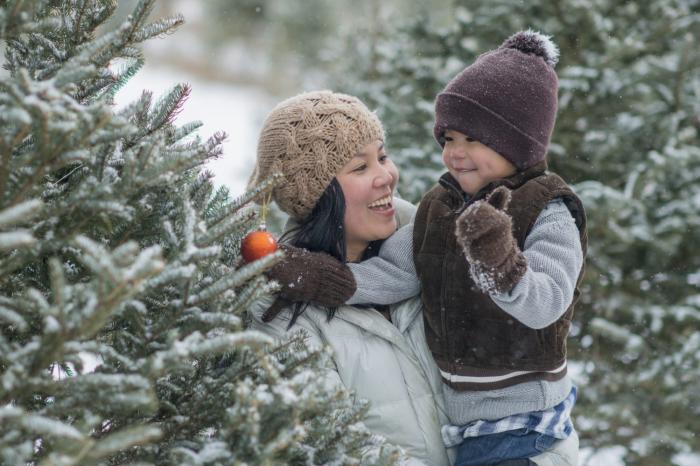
[0, 1, 401, 464]
[333, 0, 700, 463]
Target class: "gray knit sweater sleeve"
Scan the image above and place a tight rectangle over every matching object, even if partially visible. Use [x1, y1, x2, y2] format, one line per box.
[490, 198, 584, 329]
[346, 223, 420, 305]
[347, 198, 582, 314]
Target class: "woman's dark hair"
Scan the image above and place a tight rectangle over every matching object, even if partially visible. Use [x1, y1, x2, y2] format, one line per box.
[282, 178, 383, 328]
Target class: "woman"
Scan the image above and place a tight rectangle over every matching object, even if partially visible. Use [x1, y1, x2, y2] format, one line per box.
[247, 90, 451, 466]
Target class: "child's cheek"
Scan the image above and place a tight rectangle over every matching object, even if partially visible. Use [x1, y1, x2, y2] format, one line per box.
[441, 150, 450, 168]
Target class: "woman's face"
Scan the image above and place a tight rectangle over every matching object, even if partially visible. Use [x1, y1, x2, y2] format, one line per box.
[336, 140, 399, 261]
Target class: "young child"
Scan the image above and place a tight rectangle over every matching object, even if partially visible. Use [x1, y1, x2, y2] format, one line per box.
[268, 31, 587, 466]
[344, 30, 588, 466]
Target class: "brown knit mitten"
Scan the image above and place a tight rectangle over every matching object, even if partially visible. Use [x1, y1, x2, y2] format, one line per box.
[455, 186, 527, 294]
[262, 296, 293, 323]
[266, 244, 356, 310]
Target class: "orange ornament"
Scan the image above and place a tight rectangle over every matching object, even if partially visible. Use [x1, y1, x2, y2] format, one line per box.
[241, 229, 278, 263]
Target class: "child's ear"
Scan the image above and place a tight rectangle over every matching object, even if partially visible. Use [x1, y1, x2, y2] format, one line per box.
[486, 186, 512, 211]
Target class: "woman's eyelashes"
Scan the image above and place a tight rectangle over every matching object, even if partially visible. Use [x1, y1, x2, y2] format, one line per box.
[351, 154, 389, 172]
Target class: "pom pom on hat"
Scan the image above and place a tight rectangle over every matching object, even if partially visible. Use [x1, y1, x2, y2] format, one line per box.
[501, 29, 559, 68]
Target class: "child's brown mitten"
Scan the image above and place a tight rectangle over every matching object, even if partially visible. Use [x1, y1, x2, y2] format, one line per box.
[455, 186, 527, 294]
[266, 244, 356, 313]
[262, 296, 293, 323]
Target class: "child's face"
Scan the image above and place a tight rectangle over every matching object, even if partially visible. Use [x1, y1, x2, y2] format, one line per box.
[441, 129, 517, 195]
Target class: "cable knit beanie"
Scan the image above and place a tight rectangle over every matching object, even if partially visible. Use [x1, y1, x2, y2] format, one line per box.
[249, 90, 384, 220]
[434, 30, 560, 170]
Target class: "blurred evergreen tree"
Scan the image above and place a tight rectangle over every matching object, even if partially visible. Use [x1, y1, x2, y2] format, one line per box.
[333, 0, 700, 464]
[202, 0, 338, 90]
[0, 1, 402, 464]
[201, 0, 452, 91]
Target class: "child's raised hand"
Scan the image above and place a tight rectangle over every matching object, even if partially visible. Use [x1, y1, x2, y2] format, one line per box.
[455, 186, 513, 258]
[455, 186, 527, 294]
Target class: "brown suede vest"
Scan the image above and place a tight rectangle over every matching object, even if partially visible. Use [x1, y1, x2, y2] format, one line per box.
[413, 162, 588, 390]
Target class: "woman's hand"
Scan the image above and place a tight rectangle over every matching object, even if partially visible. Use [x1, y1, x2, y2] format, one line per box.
[263, 244, 356, 321]
[455, 186, 527, 294]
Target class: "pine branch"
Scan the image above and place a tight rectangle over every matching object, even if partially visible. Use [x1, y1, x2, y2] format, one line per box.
[0, 198, 43, 229]
[123, 0, 156, 43]
[673, 33, 693, 112]
[209, 173, 284, 228]
[186, 251, 283, 306]
[196, 209, 256, 248]
[104, 56, 144, 101]
[131, 14, 184, 43]
[227, 275, 279, 317]
[148, 83, 191, 131]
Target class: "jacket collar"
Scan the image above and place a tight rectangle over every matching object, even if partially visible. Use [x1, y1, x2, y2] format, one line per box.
[333, 302, 420, 354]
[438, 160, 549, 206]
[391, 298, 422, 333]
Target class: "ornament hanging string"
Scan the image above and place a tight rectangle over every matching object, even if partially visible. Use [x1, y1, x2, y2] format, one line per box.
[260, 192, 272, 230]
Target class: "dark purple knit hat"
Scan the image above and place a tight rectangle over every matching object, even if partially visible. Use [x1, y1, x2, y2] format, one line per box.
[434, 30, 559, 170]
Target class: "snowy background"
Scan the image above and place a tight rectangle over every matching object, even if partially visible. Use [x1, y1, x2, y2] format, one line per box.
[114, 65, 272, 197]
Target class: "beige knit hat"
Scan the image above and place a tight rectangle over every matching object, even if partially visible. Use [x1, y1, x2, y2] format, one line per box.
[249, 90, 384, 220]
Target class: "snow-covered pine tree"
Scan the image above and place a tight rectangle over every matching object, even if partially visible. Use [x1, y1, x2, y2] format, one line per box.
[0, 1, 401, 464]
[332, 0, 700, 463]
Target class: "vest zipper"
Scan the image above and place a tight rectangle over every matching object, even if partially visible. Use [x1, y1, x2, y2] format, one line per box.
[440, 260, 450, 374]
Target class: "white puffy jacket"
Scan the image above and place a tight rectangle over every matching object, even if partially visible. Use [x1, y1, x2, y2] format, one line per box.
[248, 293, 452, 466]
[248, 198, 452, 466]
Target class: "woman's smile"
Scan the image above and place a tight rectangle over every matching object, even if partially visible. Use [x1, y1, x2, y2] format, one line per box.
[368, 193, 395, 215]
